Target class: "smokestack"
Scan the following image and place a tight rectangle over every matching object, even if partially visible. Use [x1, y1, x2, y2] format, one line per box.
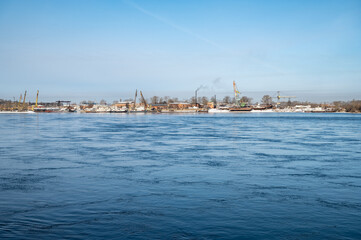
[195, 89, 198, 105]
[195, 86, 202, 106]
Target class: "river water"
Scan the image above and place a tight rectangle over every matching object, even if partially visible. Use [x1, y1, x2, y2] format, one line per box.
[0, 113, 360, 239]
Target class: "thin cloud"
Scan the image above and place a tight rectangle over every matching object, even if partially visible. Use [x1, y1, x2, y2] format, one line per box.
[123, 0, 226, 51]
[122, 0, 287, 77]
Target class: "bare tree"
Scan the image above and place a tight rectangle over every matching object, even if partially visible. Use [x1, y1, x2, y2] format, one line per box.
[223, 96, 231, 104]
[261, 95, 272, 105]
[240, 96, 252, 105]
[151, 96, 159, 105]
[190, 96, 196, 104]
[201, 96, 209, 106]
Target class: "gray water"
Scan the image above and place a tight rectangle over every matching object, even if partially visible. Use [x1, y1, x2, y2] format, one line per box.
[0, 113, 360, 239]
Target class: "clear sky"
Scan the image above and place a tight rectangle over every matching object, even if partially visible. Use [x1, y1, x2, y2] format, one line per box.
[0, 0, 360, 103]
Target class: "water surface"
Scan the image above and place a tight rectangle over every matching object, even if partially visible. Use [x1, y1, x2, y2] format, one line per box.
[0, 113, 360, 239]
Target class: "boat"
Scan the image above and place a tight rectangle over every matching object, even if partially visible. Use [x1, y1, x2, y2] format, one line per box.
[129, 106, 147, 113]
[129, 90, 147, 113]
[251, 109, 273, 113]
[110, 109, 128, 113]
[229, 107, 252, 111]
[250, 104, 273, 112]
[33, 107, 60, 113]
[129, 110, 147, 113]
[208, 108, 230, 113]
[252, 105, 266, 111]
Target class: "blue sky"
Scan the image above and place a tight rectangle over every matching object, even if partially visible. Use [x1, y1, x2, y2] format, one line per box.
[0, 0, 360, 103]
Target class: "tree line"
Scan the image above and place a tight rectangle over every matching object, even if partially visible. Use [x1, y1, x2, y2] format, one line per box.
[80, 95, 274, 106]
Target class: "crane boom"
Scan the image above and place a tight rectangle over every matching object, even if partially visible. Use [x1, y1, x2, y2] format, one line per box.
[277, 91, 296, 100]
[35, 90, 39, 107]
[233, 81, 240, 98]
[133, 89, 137, 110]
[233, 81, 244, 106]
[275, 91, 296, 106]
[22, 90, 27, 110]
[140, 91, 147, 109]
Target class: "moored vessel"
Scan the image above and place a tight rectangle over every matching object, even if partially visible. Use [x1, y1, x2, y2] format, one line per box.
[229, 107, 252, 111]
[33, 107, 60, 113]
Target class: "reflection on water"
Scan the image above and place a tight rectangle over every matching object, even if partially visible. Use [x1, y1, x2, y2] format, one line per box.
[1, 113, 361, 239]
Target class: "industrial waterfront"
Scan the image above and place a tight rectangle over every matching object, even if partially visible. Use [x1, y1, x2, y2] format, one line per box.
[1, 81, 360, 114]
[1, 0, 360, 239]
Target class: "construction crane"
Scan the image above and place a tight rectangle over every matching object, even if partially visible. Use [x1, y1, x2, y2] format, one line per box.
[276, 91, 296, 106]
[140, 91, 147, 110]
[22, 90, 27, 111]
[18, 94, 22, 110]
[32, 90, 39, 111]
[35, 90, 39, 107]
[133, 89, 137, 110]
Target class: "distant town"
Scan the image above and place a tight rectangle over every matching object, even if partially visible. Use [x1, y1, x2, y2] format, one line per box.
[1, 81, 361, 113]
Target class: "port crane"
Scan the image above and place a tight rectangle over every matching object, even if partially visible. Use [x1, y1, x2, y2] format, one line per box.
[22, 90, 27, 111]
[32, 90, 39, 111]
[233, 81, 247, 107]
[18, 94, 22, 110]
[35, 90, 39, 107]
[275, 91, 296, 106]
[140, 91, 147, 110]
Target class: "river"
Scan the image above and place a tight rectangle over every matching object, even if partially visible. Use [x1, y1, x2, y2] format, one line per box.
[0, 113, 360, 239]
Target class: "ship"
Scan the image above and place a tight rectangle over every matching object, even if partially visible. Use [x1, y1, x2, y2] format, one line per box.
[33, 107, 60, 113]
[229, 107, 252, 111]
[208, 108, 230, 113]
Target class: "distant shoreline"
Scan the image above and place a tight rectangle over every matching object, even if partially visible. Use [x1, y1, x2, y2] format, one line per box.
[0, 111, 359, 114]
